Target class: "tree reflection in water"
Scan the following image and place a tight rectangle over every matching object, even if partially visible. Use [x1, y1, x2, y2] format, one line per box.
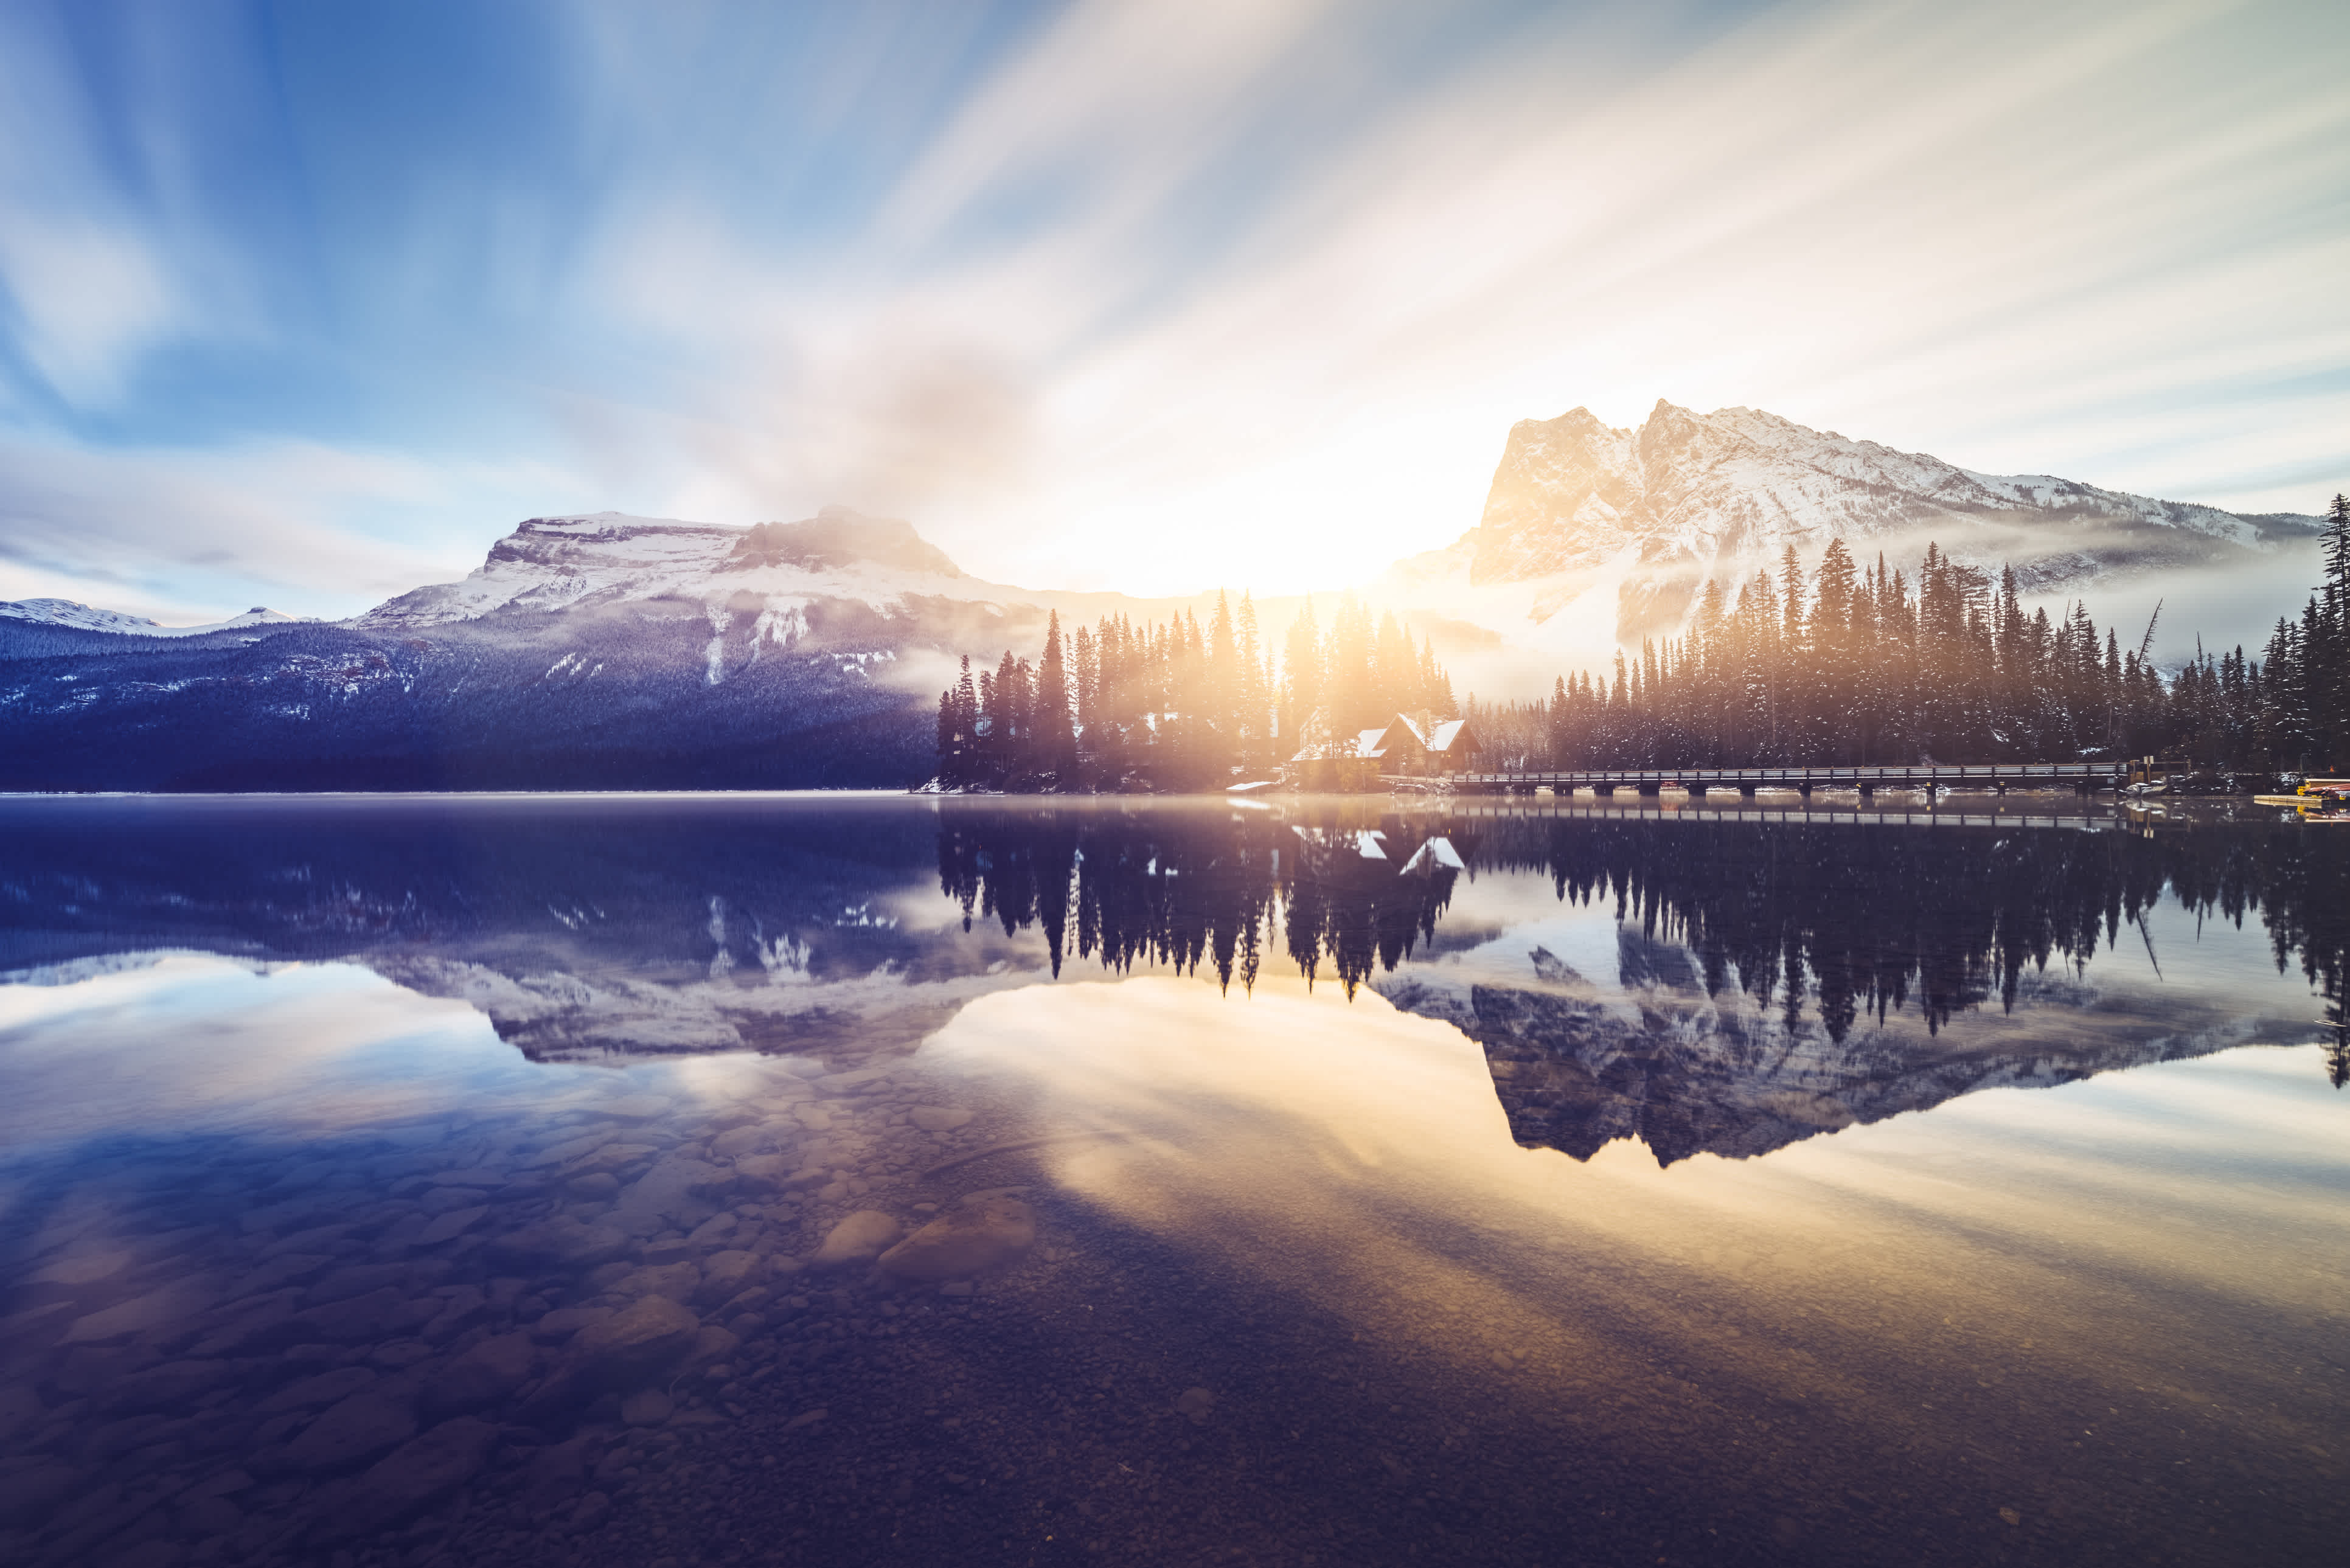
[935, 802, 2348, 1090]
[937, 803, 1460, 995]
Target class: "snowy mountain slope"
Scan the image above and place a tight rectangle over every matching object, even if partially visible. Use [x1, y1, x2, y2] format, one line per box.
[355, 507, 970, 631]
[0, 502, 1287, 790]
[0, 509, 1006, 791]
[1447, 399, 2321, 642]
[0, 598, 310, 636]
[0, 608, 938, 791]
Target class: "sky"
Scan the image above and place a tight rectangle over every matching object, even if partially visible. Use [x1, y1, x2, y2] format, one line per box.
[0, 0, 2344, 623]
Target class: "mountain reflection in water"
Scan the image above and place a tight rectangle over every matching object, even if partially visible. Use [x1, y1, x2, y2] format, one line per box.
[0, 794, 2345, 1568]
[5, 796, 2344, 1167]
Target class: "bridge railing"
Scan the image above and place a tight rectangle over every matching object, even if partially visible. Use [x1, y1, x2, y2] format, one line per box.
[1441, 760, 2185, 791]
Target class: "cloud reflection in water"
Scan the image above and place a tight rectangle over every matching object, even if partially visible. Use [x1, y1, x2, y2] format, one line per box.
[922, 973, 2345, 1505]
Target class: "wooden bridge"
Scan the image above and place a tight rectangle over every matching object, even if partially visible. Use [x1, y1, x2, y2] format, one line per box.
[1420, 758, 2184, 798]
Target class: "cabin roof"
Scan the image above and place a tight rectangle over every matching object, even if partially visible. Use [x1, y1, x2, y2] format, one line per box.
[1385, 711, 1475, 753]
[1289, 727, 1389, 765]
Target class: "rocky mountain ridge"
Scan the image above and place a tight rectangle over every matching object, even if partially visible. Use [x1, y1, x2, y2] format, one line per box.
[0, 598, 310, 637]
[4, 411, 2327, 789]
[1437, 399, 2321, 639]
[0, 508, 994, 791]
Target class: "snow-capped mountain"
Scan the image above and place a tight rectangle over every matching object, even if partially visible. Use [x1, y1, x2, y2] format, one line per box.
[1, 417, 2327, 792]
[0, 508, 1011, 792]
[1413, 399, 2321, 641]
[356, 506, 965, 631]
[0, 598, 310, 636]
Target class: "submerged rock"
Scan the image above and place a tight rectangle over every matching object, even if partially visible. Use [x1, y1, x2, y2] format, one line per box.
[811, 1211, 901, 1268]
[282, 1387, 418, 1473]
[621, 1389, 673, 1426]
[611, 1261, 702, 1303]
[731, 1153, 794, 1193]
[91, 1357, 243, 1417]
[259, 1365, 377, 1414]
[414, 1205, 488, 1246]
[487, 1217, 627, 1271]
[877, 1194, 1035, 1282]
[421, 1331, 535, 1415]
[571, 1296, 700, 1382]
[309, 1415, 499, 1542]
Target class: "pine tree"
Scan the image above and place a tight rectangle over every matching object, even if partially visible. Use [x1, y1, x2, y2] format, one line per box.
[1034, 612, 1077, 779]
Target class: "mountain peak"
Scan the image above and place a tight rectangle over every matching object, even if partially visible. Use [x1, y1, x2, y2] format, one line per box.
[1463, 400, 2302, 640]
[729, 507, 964, 578]
[0, 598, 307, 637]
[358, 507, 967, 629]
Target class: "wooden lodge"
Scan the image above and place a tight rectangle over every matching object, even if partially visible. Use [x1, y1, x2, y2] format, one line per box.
[1288, 708, 1481, 791]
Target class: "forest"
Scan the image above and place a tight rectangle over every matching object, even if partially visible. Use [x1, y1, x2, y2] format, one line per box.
[1475, 498, 2350, 774]
[944, 498, 2350, 787]
[934, 594, 1454, 791]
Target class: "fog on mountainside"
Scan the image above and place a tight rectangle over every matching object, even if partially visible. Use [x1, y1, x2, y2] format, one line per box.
[1382, 400, 2327, 690]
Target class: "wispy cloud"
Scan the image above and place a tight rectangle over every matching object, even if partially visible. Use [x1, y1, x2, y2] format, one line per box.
[0, 0, 2341, 612]
[0, 436, 576, 621]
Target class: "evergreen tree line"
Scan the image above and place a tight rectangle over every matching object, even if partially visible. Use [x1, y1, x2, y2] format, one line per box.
[1493, 507, 2350, 771]
[935, 806, 2349, 1083]
[938, 498, 2348, 784]
[936, 595, 1455, 791]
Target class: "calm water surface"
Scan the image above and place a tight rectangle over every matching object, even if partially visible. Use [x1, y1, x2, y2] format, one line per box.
[1, 794, 2345, 1568]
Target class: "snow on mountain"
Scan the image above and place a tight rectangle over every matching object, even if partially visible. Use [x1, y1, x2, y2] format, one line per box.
[1470, 399, 2272, 580]
[1446, 399, 2318, 641]
[0, 505, 1015, 791]
[0, 599, 311, 637]
[355, 505, 968, 631]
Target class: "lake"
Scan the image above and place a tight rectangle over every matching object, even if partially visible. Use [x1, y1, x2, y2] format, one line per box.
[1, 792, 2344, 1567]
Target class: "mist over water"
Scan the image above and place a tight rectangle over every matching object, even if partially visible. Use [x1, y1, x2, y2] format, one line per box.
[1, 794, 2343, 1567]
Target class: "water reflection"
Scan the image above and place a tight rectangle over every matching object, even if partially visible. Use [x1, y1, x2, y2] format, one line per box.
[7, 796, 2344, 1163]
[0, 796, 2343, 1567]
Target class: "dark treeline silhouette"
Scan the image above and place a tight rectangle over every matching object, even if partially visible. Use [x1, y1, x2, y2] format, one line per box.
[2260, 493, 2350, 771]
[1478, 515, 2350, 772]
[936, 596, 1453, 791]
[936, 806, 2349, 1081]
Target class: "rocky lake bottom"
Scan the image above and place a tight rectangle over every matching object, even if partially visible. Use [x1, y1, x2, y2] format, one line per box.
[1, 794, 2345, 1566]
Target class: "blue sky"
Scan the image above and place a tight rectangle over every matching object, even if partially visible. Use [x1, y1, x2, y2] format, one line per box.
[1, 0, 2343, 620]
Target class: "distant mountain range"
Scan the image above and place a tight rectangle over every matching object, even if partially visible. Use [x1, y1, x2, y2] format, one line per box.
[0, 598, 311, 637]
[0, 509, 1004, 791]
[0, 408, 2324, 790]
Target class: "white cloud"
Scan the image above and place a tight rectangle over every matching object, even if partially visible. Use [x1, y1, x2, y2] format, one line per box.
[3, 0, 2342, 616]
[572, 0, 2348, 596]
[0, 435, 583, 622]
[0, 215, 180, 405]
